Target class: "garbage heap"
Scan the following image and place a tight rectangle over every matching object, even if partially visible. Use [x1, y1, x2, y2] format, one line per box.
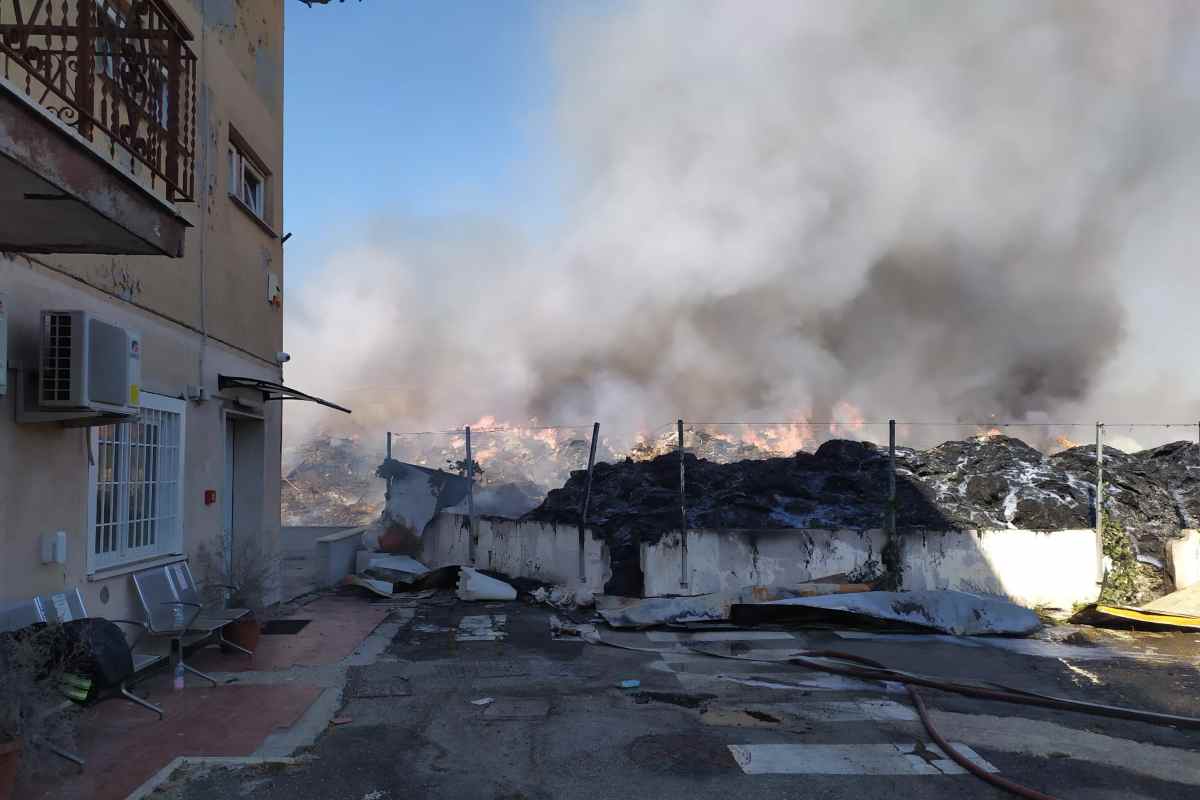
[527, 435, 1200, 600]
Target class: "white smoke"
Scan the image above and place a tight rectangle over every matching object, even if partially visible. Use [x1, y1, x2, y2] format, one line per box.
[284, 0, 1200, 451]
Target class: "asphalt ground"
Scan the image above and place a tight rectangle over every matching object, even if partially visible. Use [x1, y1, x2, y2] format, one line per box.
[157, 596, 1200, 800]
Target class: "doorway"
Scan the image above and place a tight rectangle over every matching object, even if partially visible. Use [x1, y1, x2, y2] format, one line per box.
[222, 412, 265, 583]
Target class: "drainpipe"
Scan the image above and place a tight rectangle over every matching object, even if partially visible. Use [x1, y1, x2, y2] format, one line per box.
[196, 0, 210, 393]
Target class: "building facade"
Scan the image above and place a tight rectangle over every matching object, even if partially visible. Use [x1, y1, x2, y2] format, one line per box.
[0, 1, 300, 622]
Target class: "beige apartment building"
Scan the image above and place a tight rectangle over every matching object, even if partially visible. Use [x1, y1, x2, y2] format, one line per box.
[0, 1, 342, 622]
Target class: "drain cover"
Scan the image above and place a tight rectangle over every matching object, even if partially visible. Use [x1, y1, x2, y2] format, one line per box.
[261, 619, 311, 635]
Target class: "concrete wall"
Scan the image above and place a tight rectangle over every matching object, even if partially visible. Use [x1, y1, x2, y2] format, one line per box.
[310, 526, 366, 590]
[6, 0, 286, 363]
[900, 529, 1101, 609]
[421, 514, 608, 594]
[0, 262, 282, 621]
[1170, 530, 1200, 590]
[641, 528, 1102, 609]
[416, 514, 1105, 609]
[0, 1, 289, 621]
[641, 529, 886, 598]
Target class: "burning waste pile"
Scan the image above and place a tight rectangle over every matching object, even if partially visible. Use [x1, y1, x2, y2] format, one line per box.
[286, 424, 1199, 604]
[282, 434, 385, 526]
[528, 434, 1200, 603]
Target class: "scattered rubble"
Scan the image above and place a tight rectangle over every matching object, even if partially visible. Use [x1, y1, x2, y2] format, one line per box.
[730, 589, 1042, 635]
[530, 585, 595, 610]
[456, 568, 517, 602]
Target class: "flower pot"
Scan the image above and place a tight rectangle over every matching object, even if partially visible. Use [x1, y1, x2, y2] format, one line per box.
[224, 617, 260, 654]
[0, 738, 22, 800]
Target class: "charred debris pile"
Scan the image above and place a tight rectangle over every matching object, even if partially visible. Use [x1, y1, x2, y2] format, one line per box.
[527, 435, 1200, 566]
[282, 435, 385, 526]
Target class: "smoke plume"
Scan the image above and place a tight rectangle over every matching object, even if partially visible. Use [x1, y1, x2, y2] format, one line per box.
[284, 1, 1200, 449]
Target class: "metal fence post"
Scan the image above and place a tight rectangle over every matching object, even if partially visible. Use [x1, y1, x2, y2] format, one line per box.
[1095, 421, 1105, 583]
[384, 431, 393, 502]
[888, 420, 896, 538]
[578, 422, 600, 584]
[465, 425, 476, 565]
[678, 419, 688, 589]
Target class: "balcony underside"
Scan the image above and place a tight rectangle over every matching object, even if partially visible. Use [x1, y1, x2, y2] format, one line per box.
[0, 85, 188, 257]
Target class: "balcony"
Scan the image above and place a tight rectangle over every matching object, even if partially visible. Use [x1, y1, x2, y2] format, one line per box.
[0, 0, 196, 257]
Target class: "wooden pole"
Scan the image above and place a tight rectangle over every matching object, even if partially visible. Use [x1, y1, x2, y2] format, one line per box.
[888, 420, 896, 537]
[578, 422, 600, 583]
[465, 425, 476, 565]
[678, 419, 688, 589]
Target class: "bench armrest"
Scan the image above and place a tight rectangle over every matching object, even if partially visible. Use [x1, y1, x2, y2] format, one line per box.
[108, 618, 151, 648]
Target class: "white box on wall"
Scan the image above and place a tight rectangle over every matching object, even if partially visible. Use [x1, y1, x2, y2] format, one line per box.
[41, 530, 67, 565]
[267, 272, 282, 307]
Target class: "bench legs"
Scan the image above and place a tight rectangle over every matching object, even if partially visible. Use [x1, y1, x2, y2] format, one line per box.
[32, 735, 84, 769]
[120, 681, 164, 719]
[182, 661, 220, 687]
[217, 628, 254, 657]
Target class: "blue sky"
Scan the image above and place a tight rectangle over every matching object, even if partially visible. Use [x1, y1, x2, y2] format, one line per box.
[283, 1, 582, 285]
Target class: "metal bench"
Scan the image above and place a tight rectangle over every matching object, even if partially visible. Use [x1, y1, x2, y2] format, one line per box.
[131, 561, 253, 687]
[0, 588, 166, 767]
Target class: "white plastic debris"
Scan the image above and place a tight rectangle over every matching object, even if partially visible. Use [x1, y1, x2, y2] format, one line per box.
[549, 614, 599, 642]
[730, 590, 1040, 636]
[532, 585, 596, 610]
[456, 567, 517, 601]
[471, 697, 495, 706]
[355, 553, 430, 576]
[597, 593, 729, 628]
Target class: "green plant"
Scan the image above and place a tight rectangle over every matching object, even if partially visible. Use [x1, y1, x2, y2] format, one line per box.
[194, 537, 279, 616]
[0, 625, 80, 779]
[1098, 518, 1138, 605]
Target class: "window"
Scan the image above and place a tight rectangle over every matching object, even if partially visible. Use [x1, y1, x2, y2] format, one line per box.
[93, 2, 171, 130]
[88, 393, 185, 572]
[228, 140, 267, 219]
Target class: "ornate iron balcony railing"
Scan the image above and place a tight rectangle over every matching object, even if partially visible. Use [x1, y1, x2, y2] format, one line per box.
[1, 0, 197, 202]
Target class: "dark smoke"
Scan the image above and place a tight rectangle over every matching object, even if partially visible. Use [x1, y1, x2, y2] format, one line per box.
[285, 1, 1200, 451]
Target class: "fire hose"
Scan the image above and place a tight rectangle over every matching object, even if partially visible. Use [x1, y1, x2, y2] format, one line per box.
[687, 645, 1200, 800]
[576, 627, 1200, 797]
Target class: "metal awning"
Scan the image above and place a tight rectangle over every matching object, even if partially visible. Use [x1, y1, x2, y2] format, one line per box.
[218, 375, 352, 414]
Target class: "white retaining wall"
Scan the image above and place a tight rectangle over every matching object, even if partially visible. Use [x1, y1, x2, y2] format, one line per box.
[640, 529, 886, 598]
[417, 515, 1117, 609]
[420, 514, 608, 593]
[640, 528, 1103, 609]
[1171, 529, 1200, 590]
[899, 528, 1101, 608]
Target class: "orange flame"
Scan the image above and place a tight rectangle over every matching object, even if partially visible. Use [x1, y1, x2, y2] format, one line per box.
[1054, 434, 1078, 451]
[829, 401, 865, 437]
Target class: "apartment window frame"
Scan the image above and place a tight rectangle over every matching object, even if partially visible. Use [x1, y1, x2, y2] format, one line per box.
[228, 128, 270, 222]
[93, 1, 171, 131]
[87, 392, 186, 574]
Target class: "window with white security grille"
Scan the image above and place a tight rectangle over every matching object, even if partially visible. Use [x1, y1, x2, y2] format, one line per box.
[89, 393, 185, 572]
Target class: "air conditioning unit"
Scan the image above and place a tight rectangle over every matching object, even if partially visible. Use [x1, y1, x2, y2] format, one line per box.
[38, 310, 141, 414]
